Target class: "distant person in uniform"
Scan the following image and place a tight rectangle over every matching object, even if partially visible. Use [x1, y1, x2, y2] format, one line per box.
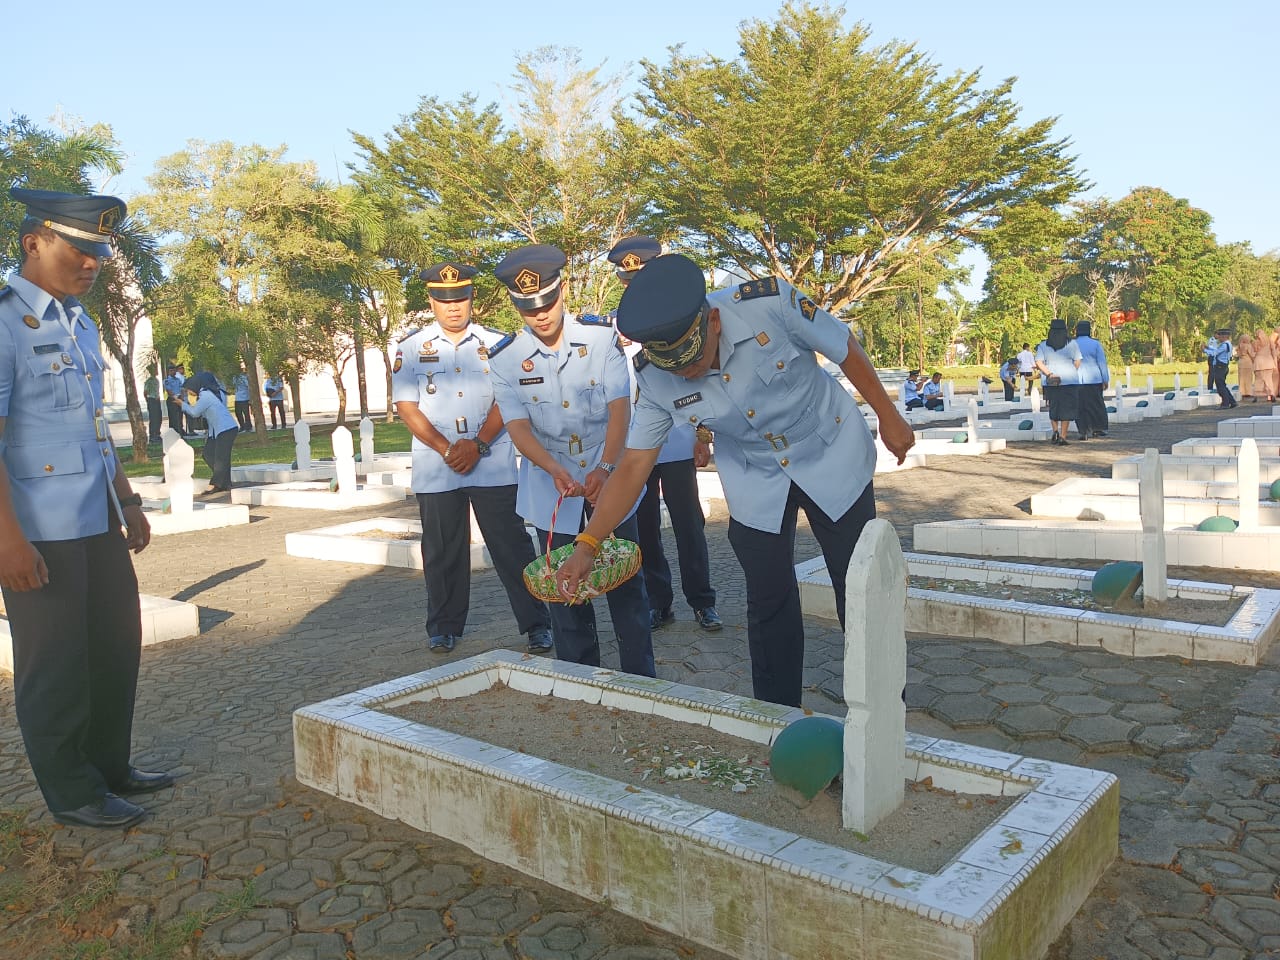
[392, 262, 552, 654]
[1016, 343, 1037, 396]
[998, 357, 1018, 402]
[231, 366, 252, 430]
[488, 245, 656, 677]
[902, 370, 924, 410]
[921, 371, 945, 410]
[179, 371, 239, 493]
[608, 236, 720, 633]
[555, 254, 915, 707]
[264, 373, 287, 429]
[1203, 328, 1237, 409]
[0, 187, 173, 828]
[163, 362, 185, 435]
[143, 369, 163, 443]
[1072, 321, 1109, 439]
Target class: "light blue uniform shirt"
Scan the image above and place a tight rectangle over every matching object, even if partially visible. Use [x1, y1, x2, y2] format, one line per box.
[390, 322, 518, 494]
[1036, 340, 1083, 383]
[232, 373, 250, 402]
[489, 316, 637, 533]
[903, 378, 922, 403]
[180, 389, 239, 436]
[922, 379, 941, 401]
[1074, 336, 1109, 386]
[1204, 339, 1232, 364]
[628, 277, 875, 535]
[263, 377, 284, 400]
[0, 276, 119, 541]
[622, 340, 695, 464]
[163, 372, 184, 398]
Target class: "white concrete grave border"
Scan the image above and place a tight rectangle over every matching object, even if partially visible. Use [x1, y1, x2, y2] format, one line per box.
[294, 649, 1116, 960]
[285, 516, 492, 572]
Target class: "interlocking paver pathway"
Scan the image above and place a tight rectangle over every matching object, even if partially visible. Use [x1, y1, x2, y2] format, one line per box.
[2, 403, 1278, 958]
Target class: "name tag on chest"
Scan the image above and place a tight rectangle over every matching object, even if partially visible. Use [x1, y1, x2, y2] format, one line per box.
[519, 377, 544, 386]
[673, 392, 703, 409]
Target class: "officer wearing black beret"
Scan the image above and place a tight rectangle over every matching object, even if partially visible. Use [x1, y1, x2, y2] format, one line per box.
[609, 237, 720, 633]
[392, 261, 552, 654]
[488, 244, 656, 677]
[1, 188, 173, 827]
[556, 254, 915, 707]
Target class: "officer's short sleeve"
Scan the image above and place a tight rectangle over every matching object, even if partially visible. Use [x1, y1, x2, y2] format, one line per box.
[772, 280, 851, 364]
[489, 363, 529, 424]
[626, 375, 674, 451]
[0, 325, 14, 417]
[602, 332, 631, 403]
[391, 349, 418, 404]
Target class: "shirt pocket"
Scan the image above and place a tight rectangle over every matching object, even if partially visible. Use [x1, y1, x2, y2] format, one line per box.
[7, 443, 86, 480]
[25, 348, 85, 411]
[752, 340, 804, 392]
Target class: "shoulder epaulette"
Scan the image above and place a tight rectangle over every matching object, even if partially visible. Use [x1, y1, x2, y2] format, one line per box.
[487, 332, 518, 358]
[632, 351, 650, 373]
[0, 284, 12, 302]
[735, 277, 780, 301]
[397, 327, 421, 343]
[576, 313, 613, 327]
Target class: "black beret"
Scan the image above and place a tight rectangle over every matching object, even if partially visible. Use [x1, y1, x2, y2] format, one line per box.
[11, 187, 125, 258]
[419, 262, 477, 301]
[616, 254, 709, 371]
[494, 245, 567, 310]
[607, 235, 661, 280]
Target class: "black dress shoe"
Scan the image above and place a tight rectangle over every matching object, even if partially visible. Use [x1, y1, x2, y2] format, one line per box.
[1092, 431, 1108, 438]
[526, 628, 554, 652]
[52, 793, 145, 828]
[694, 606, 724, 631]
[649, 608, 675, 630]
[428, 634, 457, 653]
[112, 768, 176, 795]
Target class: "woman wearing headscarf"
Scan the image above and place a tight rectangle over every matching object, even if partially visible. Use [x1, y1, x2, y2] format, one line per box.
[1253, 327, 1277, 403]
[1034, 318, 1082, 446]
[1073, 321, 1110, 438]
[1236, 333, 1255, 402]
[179, 372, 240, 494]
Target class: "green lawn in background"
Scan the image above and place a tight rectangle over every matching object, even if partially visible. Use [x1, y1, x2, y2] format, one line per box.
[120, 420, 413, 479]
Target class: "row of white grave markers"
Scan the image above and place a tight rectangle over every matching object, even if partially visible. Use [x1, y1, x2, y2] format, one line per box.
[1138, 449, 1167, 603]
[162, 428, 194, 514]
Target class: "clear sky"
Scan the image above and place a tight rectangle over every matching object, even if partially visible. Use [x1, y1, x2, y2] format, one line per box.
[7, 0, 1278, 271]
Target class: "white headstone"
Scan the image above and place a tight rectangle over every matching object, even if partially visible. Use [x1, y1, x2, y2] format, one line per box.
[1030, 386, 1041, 414]
[359, 417, 375, 465]
[942, 380, 955, 409]
[161, 427, 183, 456]
[332, 426, 357, 494]
[1125, 366, 1132, 389]
[1237, 438, 1260, 532]
[1174, 373, 1182, 392]
[1139, 448, 1167, 604]
[1147, 375, 1155, 396]
[1115, 383, 1125, 410]
[293, 420, 312, 469]
[977, 378, 989, 404]
[164, 436, 195, 515]
[966, 398, 980, 443]
[1197, 370, 1206, 391]
[842, 518, 906, 834]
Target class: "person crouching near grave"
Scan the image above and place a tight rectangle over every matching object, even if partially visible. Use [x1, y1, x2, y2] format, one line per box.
[903, 369, 924, 410]
[179, 371, 239, 493]
[921, 371, 945, 410]
[998, 356, 1019, 402]
[487, 245, 656, 677]
[555, 255, 915, 708]
[1, 187, 173, 829]
[392, 262, 553, 655]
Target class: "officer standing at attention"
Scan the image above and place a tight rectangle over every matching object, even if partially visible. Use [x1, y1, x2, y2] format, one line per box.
[393, 262, 553, 654]
[555, 254, 915, 707]
[487, 245, 656, 677]
[0, 188, 174, 828]
[1204, 328, 1238, 409]
[163, 363, 185, 435]
[608, 236, 720, 632]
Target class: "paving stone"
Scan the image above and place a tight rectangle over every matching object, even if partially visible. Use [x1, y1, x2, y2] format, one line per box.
[115, 853, 206, 903]
[1121, 816, 1238, 867]
[167, 814, 248, 854]
[914, 657, 979, 676]
[1099, 683, 1165, 704]
[1083, 666, 1147, 686]
[515, 912, 610, 960]
[1035, 675, 1096, 695]
[1178, 849, 1278, 895]
[975, 667, 1036, 685]
[425, 937, 519, 959]
[928, 693, 1001, 726]
[339, 841, 418, 883]
[202, 906, 292, 958]
[1085, 755, 1183, 802]
[447, 886, 540, 936]
[288, 822, 370, 859]
[250, 932, 350, 960]
[986, 683, 1047, 705]
[80, 830, 167, 872]
[153, 878, 247, 924]
[208, 836, 290, 879]
[1063, 714, 1140, 749]
[1051, 694, 1115, 717]
[296, 882, 389, 932]
[994, 704, 1066, 738]
[351, 908, 447, 958]
[1211, 895, 1280, 942]
[1117, 702, 1184, 725]
[926, 674, 987, 694]
[593, 948, 686, 960]
[903, 683, 936, 710]
[254, 858, 338, 907]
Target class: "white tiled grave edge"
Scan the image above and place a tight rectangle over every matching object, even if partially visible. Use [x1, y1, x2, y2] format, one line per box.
[231, 480, 406, 510]
[797, 553, 1280, 665]
[294, 650, 1116, 960]
[1112, 454, 1280, 484]
[913, 517, 1280, 575]
[285, 516, 492, 571]
[0, 594, 199, 673]
[141, 499, 251, 535]
[1172, 438, 1280, 459]
[1029, 476, 1280, 525]
[1218, 416, 1280, 438]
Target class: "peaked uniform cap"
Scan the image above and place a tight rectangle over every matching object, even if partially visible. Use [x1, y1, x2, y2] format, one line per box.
[616, 254, 710, 371]
[607, 235, 661, 280]
[494, 245, 567, 310]
[420, 262, 478, 301]
[11, 187, 126, 258]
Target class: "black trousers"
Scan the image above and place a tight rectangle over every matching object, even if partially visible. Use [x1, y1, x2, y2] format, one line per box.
[727, 481, 876, 707]
[1002, 381, 1016, 401]
[234, 400, 251, 430]
[1210, 362, 1235, 406]
[634, 459, 714, 613]
[269, 399, 286, 428]
[1077, 383, 1109, 434]
[417, 486, 549, 639]
[146, 397, 163, 441]
[2, 524, 142, 812]
[166, 398, 184, 433]
[202, 427, 238, 489]
[536, 511, 655, 677]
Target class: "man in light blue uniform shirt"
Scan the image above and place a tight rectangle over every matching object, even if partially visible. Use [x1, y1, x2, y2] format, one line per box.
[555, 254, 915, 707]
[231, 367, 252, 430]
[0, 188, 173, 829]
[163, 363, 186, 435]
[1204, 328, 1237, 409]
[488, 245, 655, 677]
[609, 236, 720, 633]
[392, 262, 551, 654]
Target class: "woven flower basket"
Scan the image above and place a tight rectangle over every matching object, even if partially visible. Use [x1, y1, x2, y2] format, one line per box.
[522, 494, 642, 604]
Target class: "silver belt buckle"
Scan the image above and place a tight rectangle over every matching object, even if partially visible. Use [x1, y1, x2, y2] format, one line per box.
[95, 416, 109, 441]
[568, 434, 582, 455]
[455, 417, 468, 435]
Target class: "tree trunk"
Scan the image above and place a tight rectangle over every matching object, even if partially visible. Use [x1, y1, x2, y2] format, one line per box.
[382, 347, 395, 423]
[354, 322, 369, 418]
[1160, 328, 1173, 362]
[332, 372, 347, 426]
[243, 340, 270, 442]
[123, 351, 150, 464]
[287, 367, 302, 427]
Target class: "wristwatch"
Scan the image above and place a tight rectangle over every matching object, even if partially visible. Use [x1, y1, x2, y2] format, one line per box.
[475, 439, 491, 457]
[598, 461, 616, 474]
[119, 492, 143, 508]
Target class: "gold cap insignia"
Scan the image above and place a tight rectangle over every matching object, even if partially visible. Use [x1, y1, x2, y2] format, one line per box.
[514, 268, 541, 294]
[620, 252, 642, 272]
[439, 264, 459, 284]
[97, 206, 122, 234]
